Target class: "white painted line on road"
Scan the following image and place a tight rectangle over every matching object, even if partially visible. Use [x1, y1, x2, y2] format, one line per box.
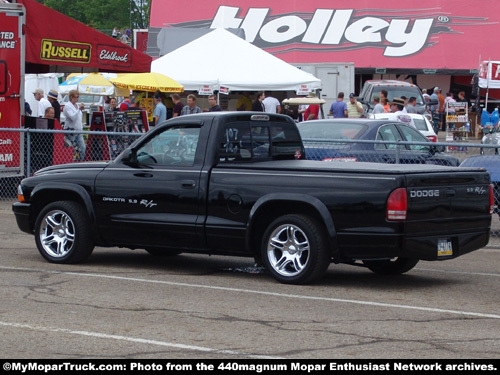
[0, 320, 283, 359]
[2, 265, 500, 320]
[415, 267, 500, 277]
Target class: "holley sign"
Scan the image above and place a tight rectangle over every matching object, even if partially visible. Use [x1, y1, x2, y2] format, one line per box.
[150, 0, 500, 71]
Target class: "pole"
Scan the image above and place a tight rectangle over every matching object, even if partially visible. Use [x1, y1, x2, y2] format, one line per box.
[485, 59, 491, 111]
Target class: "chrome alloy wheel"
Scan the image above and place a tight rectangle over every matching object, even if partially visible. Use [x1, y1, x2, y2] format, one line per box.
[38, 209, 76, 258]
[266, 224, 310, 277]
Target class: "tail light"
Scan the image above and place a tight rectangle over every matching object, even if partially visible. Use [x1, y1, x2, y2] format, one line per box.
[426, 135, 437, 142]
[387, 188, 407, 221]
[490, 184, 495, 215]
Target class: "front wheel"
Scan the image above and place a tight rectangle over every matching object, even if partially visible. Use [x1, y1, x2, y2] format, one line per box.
[363, 257, 419, 275]
[34, 201, 94, 264]
[261, 214, 330, 284]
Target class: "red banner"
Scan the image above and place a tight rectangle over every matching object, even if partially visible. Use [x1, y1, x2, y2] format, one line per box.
[20, 0, 151, 73]
[150, 0, 500, 72]
[0, 7, 22, 171]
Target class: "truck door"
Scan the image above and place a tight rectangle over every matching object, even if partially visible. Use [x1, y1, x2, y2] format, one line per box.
[0, 4, 25, 176]
[94, 123, 206, 249]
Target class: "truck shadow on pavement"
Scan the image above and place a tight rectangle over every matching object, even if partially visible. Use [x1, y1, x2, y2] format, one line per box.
[16, 247, 461, 290]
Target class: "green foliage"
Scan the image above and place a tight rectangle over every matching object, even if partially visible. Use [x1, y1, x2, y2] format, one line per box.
[37, 0, 150, 29]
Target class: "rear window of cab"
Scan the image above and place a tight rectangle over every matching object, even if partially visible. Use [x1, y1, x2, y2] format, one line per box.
[218, 121, 302, 162]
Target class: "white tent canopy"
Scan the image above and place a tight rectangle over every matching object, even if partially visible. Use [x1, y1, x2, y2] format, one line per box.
[151, 28, 321, 93]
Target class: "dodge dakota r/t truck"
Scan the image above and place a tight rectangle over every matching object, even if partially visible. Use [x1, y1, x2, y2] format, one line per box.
[12, 112, 493, 284]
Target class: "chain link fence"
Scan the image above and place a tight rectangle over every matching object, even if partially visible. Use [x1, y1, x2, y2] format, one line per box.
[0, 128, 142, 198]
[2, 128, 499, 236]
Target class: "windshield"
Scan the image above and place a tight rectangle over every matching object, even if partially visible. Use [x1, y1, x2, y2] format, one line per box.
[371, 87, 424, 106]
[298, 121, 367, 139]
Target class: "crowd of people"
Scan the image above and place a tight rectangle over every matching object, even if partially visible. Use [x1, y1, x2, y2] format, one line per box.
[29, 85, 469, 163]
[112, 27, 131, 45]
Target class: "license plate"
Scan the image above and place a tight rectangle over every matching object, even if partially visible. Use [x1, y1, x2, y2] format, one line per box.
[437, 238, 453, 256]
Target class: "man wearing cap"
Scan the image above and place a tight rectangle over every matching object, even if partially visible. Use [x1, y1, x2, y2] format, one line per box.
[47, 89, 61, 121]
[388, 97, 416, 128]
[347, 93, 363, 118]
[33, 88, 51, 118]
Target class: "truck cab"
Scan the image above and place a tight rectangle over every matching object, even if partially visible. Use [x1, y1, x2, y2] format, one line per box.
[358, 79, 426, 114]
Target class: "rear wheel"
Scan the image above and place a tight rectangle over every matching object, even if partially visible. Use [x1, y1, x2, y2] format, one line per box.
[363, 257, 419, 275]
[34, 201, 94, 263]
[261, 214, 330, 284]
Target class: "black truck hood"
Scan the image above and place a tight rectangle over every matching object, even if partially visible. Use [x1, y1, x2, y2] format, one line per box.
[34, 161, 110, 176]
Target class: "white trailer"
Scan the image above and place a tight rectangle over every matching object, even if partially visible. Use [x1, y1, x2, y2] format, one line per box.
[292, 63, 355, 117]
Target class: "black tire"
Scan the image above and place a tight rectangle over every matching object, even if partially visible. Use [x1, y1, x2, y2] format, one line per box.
[34, 201, 94, 264]
[145, 248, 182, 257]
[261, 214, 330, 284]
[363, 257, 419, 275]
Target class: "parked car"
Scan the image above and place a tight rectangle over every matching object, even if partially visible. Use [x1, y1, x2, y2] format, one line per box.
[460, 155, 500, 218]
[357, 79, 426, 115]
[298, 119, 460, 166]
[370, 113, 438, 142]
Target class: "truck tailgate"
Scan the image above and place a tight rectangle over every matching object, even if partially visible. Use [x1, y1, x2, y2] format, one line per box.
[406, 170, 491, 235]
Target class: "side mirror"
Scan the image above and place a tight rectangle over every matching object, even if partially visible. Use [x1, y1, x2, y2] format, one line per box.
[121, 148, 138, 166]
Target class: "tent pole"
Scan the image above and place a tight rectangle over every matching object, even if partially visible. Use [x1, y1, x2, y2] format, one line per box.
[486, 59, 491, 110]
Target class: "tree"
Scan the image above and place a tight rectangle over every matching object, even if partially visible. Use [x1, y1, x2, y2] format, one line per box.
[37, 0, 150, 30]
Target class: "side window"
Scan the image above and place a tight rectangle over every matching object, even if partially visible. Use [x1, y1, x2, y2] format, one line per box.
[398, 125, 430, 151]
[375, 124, 402, 149]
[136, 125, 200, 166]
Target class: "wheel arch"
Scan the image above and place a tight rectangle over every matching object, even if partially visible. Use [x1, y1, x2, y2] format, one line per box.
[29, 183, 97, 231]
[246, 193, 338, 256]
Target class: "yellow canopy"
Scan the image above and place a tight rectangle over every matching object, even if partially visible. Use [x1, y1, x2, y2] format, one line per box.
[110, 72, 184, 93]
[60, 73, 129, 96]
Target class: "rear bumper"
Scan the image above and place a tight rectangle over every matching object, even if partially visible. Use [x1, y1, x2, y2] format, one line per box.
[12, 202, 33, 234]
[337, 230, 490, 261]
[405, 230, 490, 260]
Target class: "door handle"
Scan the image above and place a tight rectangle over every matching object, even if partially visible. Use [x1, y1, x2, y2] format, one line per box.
[181, 180, 196, 188]
[134, 172, 153, 178]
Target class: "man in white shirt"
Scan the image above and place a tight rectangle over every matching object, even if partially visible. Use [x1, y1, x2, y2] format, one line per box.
[262, 92, 281, 113]
[372, 94, 385, 114]
[62, 89, 86, 161]
[33, 88, 51, 117]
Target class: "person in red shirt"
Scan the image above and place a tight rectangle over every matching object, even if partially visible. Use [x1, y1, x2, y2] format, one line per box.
[304, 104, 319, 120]
[303, 92, 320, 120]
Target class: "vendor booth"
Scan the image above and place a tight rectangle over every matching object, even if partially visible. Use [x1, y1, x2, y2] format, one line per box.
[150, 28, 321, 94]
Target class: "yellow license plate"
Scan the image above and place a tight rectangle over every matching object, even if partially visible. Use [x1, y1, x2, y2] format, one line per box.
[437, 238, 453, 256]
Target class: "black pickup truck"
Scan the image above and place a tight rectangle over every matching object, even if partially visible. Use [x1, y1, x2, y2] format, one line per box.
[13, 112, 493, 284]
